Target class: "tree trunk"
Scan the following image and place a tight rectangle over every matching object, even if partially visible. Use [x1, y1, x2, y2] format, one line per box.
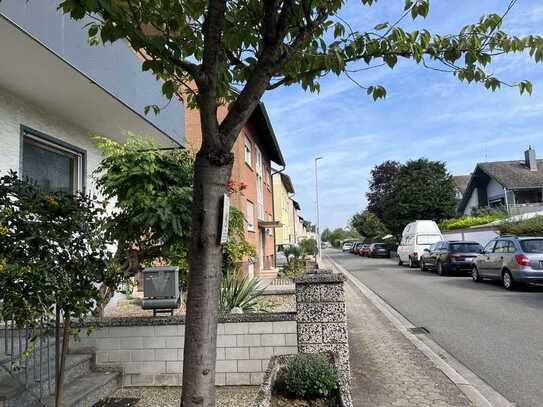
[55, 317, 70, 407]
[181, 147, 233, 407]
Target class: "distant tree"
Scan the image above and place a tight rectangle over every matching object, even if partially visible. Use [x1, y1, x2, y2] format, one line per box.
[367, 161, 400, 220]
[328, 228, 360, 248]
[321, 228, 332, 243]
[350, 210, 389, 242]
[383, 159, 457, 237]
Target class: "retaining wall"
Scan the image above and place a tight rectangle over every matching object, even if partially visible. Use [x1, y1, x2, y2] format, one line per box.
[72, 313, 297, 386]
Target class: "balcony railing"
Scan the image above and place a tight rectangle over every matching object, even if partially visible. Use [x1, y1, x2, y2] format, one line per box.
[507, 203, 543, 216]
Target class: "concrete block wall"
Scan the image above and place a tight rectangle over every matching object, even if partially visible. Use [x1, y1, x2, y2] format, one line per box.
[73, 317, 297, 386]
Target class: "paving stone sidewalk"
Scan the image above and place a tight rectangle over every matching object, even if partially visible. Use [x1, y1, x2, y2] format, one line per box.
[344, 281, 473, 407]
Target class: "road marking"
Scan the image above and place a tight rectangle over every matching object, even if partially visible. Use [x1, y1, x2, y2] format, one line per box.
[324, 254, 516, 407]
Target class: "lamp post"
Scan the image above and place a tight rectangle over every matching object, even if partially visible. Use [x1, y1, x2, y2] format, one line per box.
[315, 156, 323, 263]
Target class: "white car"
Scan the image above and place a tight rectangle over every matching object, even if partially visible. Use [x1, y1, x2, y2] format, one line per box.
[397, 221, 443, 268]
[342, 242, 354, 252]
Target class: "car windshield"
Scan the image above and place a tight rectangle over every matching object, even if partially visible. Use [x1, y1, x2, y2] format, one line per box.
[520, 239, 543, 254]
[416, 234, 441, 245]
[450, 243, 483, 253]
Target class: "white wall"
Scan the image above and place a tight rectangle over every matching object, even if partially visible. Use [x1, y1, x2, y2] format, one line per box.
[443, 228, 499, 246]
[463, 187, 479, 215]
[0, 86, 103, 197]
[487, 178, 505, 201]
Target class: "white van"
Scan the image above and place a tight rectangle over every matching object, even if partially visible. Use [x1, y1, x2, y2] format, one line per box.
[397, 221, 443, 268]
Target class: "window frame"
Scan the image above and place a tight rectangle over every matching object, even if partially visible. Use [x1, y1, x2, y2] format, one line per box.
[244, 135, 252, 168]
[20, 125, 87, 193]
[246, 200, 255, 232]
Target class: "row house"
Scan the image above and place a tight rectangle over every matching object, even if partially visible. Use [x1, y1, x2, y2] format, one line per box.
[272, 172, 297, 250]
[185, 102, 285, 278]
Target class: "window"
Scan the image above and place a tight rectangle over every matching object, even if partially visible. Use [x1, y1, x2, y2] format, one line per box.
[483, 240, 496, 253]
[520, 239, 543, 254]
[493, 240, 514, 253]
[244, 136, 252, 167]
[246, 200, 255, 232]
[416, 234, 441, 245]
[255, 146, 264, 220]
[21, 127, 85, 194]
[450, 243, 483, 253]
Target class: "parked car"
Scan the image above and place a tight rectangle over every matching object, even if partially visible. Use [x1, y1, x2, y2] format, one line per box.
[359, 244, 370, 257]
[472, 236, 543, 290]
[368, 243, 389, 258]
[397, 221, 443, 268]
[351, 242, 364, 254]
[420, 240, 483, 275]
[342, 241, 354, 252]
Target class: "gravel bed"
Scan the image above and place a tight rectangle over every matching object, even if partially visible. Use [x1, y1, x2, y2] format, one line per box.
[107, 386, 258, 406]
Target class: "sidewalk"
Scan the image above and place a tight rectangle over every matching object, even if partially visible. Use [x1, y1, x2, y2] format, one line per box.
[344, 282, 472, 406]
[319, 255, 474, 407]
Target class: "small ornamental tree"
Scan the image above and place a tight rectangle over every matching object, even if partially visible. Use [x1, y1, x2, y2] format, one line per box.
[94, 136, 194, 284]
[0, 172, 123, 407]
[367, 161, 401, 221]
[21, 0, 543, 403]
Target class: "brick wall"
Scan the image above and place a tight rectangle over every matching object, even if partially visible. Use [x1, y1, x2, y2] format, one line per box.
[72, 317, 297, 386]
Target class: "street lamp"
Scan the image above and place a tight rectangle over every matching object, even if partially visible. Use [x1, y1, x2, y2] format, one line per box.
[315, 156, 323, 263]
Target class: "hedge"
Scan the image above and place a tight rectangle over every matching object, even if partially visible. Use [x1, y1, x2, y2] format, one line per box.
[439, 213, 505, 231]
[497, 216, 543, 235]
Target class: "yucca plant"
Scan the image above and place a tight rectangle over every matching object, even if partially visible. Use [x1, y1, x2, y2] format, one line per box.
[219, 267, 267, 315]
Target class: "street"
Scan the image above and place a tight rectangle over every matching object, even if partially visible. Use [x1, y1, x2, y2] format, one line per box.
[326, 249, 543, 407]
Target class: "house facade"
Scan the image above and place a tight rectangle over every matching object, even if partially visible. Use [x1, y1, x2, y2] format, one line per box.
[0, 1, 184, 197]
[272, 172, 297, 249]
[184, 102, 285, 278]
[459, 147, 543, 216]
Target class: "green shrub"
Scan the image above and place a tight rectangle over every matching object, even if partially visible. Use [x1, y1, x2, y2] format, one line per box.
[219, 268, 268, 314]
[299, 238, 318, 256]
[498, 215, 543, 235]
[284, 354, 338, 399]
[280, 257, 305, 279]
[440, 213, 505, 231]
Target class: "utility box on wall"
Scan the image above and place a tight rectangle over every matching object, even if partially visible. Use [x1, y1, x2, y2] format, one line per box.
[142, 266, 180, 313]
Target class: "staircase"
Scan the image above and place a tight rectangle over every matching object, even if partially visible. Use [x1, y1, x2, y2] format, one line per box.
[1, 328, 120, 407]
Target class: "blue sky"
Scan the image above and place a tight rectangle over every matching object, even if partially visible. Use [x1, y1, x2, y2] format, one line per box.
[263, 0, 543, 231]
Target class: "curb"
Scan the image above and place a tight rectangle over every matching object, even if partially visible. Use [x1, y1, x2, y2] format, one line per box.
[324, 254, 515, 407]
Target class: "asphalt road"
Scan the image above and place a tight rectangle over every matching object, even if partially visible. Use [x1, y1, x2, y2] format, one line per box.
[325, 249, 543, 407]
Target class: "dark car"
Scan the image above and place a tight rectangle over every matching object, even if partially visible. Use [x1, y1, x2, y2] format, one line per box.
[420, 240, 483, 275]
[368, 243, 389, 258]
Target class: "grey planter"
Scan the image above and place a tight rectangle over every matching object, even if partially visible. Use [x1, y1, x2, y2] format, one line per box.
[253, 353, 353, 407]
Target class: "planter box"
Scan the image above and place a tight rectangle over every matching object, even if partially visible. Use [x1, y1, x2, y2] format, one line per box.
[253, 353, 352, 407]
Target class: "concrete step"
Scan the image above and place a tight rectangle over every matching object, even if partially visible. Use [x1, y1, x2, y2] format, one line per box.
[2, 353, 93, 407]
[42, 370, 120, 407]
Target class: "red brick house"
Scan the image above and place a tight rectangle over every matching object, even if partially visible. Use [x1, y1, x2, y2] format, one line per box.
[184, 101, 285, 278]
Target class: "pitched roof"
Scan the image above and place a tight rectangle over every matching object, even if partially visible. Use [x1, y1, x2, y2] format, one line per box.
[452, 175, 471, 194]
[478, 160, 543, 189]
[251, 102, 285, 167]
[279, 173, 295, 194]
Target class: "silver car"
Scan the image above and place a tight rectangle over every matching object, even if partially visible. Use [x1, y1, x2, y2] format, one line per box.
[472, 236, 543, 290]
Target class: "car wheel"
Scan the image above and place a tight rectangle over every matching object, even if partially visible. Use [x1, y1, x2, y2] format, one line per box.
[409, 257, 416, 268]
[420, 260, 426, 272]
[502, 270, 516, 290]
[437, 261, 446, 276]
[472, 266, 483, 282]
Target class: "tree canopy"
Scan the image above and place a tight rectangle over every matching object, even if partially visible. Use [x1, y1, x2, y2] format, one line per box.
[383, 158, 457, 237]
[350, 210, 389, 242]
[366, 161, 400, 221]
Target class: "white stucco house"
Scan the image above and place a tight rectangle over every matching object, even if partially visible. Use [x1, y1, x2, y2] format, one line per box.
[459, 147, 543, 216]
[0, 1, 185, 197]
